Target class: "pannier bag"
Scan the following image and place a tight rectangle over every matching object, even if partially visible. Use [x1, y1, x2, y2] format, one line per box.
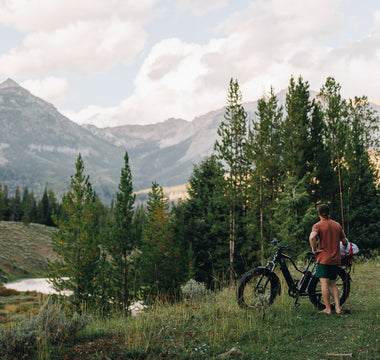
[340, 241, 359, 265]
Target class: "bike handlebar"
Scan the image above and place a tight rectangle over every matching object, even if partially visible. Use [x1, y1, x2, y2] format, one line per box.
[271, 238, 297, 253]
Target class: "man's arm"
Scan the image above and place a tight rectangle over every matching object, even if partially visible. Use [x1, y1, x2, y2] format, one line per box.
[309, 231, 319, 254]
[309, 231, 318, 253]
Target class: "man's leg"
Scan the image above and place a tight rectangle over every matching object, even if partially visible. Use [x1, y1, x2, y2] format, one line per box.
[329, 280, 341, 314]
[320, 278, 332, 314]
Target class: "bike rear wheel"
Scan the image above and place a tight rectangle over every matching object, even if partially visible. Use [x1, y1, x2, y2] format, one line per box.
[237, 267, 280, 309]
[308, 266, 350, 310]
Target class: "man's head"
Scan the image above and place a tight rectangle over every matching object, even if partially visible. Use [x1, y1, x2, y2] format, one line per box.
[317, 204, 330, 219]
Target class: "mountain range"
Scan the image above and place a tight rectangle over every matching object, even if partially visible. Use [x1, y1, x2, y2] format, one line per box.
[0, 78, 233, 204]
[0, 78, 378, 204]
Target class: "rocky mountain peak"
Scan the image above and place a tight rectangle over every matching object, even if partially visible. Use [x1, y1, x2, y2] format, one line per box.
[0, 78, 21, 90]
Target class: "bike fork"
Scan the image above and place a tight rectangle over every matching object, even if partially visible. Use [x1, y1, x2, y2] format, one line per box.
[294, 297, 300, 308]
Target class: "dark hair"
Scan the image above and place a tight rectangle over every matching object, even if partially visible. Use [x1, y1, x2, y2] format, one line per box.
[317, 204, 330, 218]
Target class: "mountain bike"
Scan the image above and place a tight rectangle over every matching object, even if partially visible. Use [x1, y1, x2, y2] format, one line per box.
[237, 239, 351, 310]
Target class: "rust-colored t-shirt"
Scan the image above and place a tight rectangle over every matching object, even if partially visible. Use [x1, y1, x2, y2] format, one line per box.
[312, 218, 346, 265]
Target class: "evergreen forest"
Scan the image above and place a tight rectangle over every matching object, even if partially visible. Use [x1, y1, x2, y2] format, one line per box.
[1, 75, 379, 314]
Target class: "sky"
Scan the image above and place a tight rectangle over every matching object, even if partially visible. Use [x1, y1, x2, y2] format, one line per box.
[0, 0, 379, 128]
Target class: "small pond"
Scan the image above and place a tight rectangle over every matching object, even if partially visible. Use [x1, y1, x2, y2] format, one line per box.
[4, 278, 72, 295]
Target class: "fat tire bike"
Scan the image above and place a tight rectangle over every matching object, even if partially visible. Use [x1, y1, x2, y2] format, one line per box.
[237, 239, 351, 310]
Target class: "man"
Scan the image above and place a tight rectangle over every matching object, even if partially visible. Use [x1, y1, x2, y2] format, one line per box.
[309, 204, 348, 314]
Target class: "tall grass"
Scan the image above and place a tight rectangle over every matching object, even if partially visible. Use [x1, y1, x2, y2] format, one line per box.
[2, 259, 379, 359]
[72, 259, 379, 360]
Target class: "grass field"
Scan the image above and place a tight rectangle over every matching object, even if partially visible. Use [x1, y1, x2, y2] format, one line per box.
[2, 259, 378, 359]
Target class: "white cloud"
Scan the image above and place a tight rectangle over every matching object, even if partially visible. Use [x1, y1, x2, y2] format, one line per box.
[0, 19, 146, 76]
[210, 0, 380, 102]
[0, 0, 157, 31]
[0, 0, 157, 77]
[63, 105, 119, 127]
[177, 0, 228, 16]
[303, 7, 380, 102]
[67, 37, 224, 127]
[21, 76, 69, 105]
[4, 0, 379, 128]
[65, 0, 380, 127]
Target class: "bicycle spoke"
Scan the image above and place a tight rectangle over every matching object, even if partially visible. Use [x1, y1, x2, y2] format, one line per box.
[239, 272, 274, 309]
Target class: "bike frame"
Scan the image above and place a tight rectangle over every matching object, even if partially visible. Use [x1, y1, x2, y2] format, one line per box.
[264, 246, 316, 306]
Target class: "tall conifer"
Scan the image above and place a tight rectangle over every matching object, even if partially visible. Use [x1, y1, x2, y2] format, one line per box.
[48, 154, 101, 310]
[248, 87, 284, 258]
[317, 77, 349, 218]
[173, 156, 228, 286]
[214, 78, 249, 284]
[140, 182, 182, 299]
[106, 151, 136, 311]
[343, 97, 380, 249]
[11, 186, 22, 221]
[283, 76, 312, 180]
[0, 184, 4, 221]
[37, 188, 49, 225]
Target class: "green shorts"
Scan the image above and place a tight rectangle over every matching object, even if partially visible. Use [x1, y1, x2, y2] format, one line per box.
[315, 263, 339, 280]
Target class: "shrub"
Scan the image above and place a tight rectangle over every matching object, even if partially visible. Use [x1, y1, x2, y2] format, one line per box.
[180, 279, 207, 302]
[0, 300, 90, 359]
[37, 301, 90, 344]
[0, 318, 38, 359]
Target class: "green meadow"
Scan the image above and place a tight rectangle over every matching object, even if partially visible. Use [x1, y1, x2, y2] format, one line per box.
[0, 259, 378, 359]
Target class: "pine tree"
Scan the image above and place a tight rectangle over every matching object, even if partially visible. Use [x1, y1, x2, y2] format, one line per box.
[343, 96, 380, 250]
[22, 188, 37, 224]
[106, 151, 136, 311]
[37, 188, 49, 225]
[0, 184, 4, 221]
[1, 185, 10, 220]
[132, 204, 145, 249]
[282, 75, 312, 180]
[214, 78, 249, 284]
[317, 77, 349, 219]
[248, 87, 284, 259]
[307, 99, 332, 203]
[271, 176, 315, 251]
[139, 182, 183, 300]
[173, 156, 229, 287]
[11, 186, 22, 221]
[48, 154, 101, 310]
[47, 188, 59, 226]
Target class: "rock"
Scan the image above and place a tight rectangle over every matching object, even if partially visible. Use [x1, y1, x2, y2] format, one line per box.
[218, 347, 244, 358]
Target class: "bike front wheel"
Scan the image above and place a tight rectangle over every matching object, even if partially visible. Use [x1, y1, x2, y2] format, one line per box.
[308, 266, 350, 310]
[237, 267, 280, 309]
